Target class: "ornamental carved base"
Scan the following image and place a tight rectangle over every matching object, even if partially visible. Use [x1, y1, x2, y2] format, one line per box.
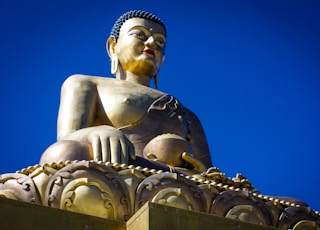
[0, 160, 319, 229]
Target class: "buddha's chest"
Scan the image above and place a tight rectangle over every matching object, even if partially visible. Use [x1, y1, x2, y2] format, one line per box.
[97, 85, 162, 128]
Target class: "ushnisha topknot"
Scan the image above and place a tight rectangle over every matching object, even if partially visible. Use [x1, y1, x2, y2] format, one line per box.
[110, 10, 167, 40]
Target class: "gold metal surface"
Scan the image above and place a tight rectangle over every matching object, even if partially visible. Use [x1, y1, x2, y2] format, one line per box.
[127, 202, 278, 230]
[40, 13, 212, 172]
[1, 10, 319, 229]
[0, 197, 126, 230]
[1, 160, 320, 229]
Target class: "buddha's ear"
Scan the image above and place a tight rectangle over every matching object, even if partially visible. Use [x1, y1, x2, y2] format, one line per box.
[158, 55, 165, 70]
[161, 55, 165, 64]
[106, 36, 117, 58]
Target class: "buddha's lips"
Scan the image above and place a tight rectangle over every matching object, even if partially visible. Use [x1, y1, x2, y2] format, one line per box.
[143, 49, 155, 56]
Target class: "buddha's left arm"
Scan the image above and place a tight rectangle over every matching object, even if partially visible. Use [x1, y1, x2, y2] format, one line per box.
[185, 109, 213, 169]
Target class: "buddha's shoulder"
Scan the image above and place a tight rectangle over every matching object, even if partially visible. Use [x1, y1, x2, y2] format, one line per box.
[62, 75, 125, 92]
[63, 74, 164, 97]
[63, 74, 115, 85]
[63, 74, 145, 86]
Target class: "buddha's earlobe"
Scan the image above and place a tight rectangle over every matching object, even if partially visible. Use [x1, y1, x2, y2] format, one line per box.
[154, 75, 158, 89]
[111, 56, 118, 74]
[153, 55, 165, 89]
[107, 36, 124, 79]
[112, 57, 125, 80]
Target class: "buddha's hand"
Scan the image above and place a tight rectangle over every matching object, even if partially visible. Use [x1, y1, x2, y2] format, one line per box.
[181, 152, 207, 172]
[63, 125, 135, 164]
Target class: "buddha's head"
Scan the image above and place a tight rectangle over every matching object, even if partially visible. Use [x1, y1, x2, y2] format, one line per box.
[107, 10, 167, 88]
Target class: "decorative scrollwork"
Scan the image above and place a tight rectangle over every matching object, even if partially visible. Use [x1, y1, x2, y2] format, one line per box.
[293, 220, 320, 230]
[210, 190, 274, 226]
[44, 161, 131, 221]
[0, 173, 41, 204]
[135, 172, 207, 213]
[278, 206, 320, 230]
[0, 160, 319, 229]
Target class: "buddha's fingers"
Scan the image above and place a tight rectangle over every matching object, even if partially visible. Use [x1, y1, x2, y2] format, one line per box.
[182, 152, 207, 172]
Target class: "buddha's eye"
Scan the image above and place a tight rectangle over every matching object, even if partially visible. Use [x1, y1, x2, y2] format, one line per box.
[130, 31, 146, 40]
[155, 38, 165, 48]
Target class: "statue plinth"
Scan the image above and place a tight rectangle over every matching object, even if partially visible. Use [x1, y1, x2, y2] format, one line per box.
[0, 160, 319, 229]
[0, 197, 125, 230]
[128, 202, 278, 230]
[0, 197, 277, 230]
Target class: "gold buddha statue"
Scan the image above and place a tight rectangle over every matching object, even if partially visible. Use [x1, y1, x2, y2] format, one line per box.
[1, 11, 318, 228]
[40, 10, 213, 174]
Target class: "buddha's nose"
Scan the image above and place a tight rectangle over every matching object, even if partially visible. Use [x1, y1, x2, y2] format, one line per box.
[145, 36, 156, 49]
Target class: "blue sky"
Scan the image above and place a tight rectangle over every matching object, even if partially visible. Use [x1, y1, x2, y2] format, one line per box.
[1, 1, 319, 211]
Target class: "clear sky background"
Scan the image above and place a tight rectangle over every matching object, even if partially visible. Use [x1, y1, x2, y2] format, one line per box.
[1, 1, 319, 211]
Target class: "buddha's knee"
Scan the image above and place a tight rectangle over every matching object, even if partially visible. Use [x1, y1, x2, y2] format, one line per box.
[39, 140, 92, 164]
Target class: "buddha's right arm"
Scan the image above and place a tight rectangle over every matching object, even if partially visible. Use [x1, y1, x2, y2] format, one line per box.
[56, 75, 135, 164]
[57, 74, 98, 140]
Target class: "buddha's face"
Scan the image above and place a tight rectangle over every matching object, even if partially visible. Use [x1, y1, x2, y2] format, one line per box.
[114, 18, 166, 77]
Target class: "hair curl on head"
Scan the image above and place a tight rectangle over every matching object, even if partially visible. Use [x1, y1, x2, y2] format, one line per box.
[110, 10, 167, 40]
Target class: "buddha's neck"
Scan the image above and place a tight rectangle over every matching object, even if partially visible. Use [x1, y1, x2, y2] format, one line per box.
[118, 71, 152, 87]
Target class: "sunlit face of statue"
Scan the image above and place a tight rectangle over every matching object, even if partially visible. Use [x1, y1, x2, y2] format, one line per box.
[114, 17, 166, 78]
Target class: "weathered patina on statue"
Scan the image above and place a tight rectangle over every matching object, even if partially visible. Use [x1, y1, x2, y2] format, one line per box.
[0, 10, 319, 230]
